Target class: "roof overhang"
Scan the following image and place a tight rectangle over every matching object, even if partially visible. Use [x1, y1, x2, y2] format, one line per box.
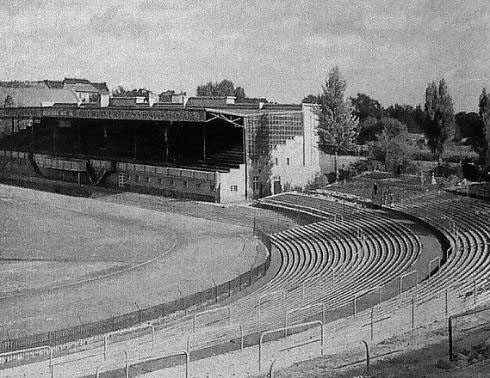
[0, 106, 207, 123]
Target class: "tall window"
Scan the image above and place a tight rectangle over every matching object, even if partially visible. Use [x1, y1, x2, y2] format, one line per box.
[253, 176, 260, 191]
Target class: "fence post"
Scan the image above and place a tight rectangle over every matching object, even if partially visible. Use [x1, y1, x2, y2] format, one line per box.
[445, 288, 448, 317]
[151, 326, 155, 350]
[448, 316, 454, 360]
[269, 358, 277, 378]
[239, 324, 244, 351]
[125, 350, 129, 378]
[370, 307, 374, 341]
[184, 350, 190, 378]
[49, 347, 54, 378]
[411, 298, 415, 329]
[473, 280, 477, 306]
[353, 295, 357, 317]
[361, 340, 370, 375]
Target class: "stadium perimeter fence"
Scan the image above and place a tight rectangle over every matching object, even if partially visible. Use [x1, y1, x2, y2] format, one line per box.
[0, 228, 272, 355]
[4, 271, 488, 376]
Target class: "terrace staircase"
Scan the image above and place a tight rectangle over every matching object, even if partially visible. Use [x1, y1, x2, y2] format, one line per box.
[205, 145, 243, 169]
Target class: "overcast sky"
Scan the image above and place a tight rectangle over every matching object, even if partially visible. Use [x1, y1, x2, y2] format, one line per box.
[1, 0, 489, 111]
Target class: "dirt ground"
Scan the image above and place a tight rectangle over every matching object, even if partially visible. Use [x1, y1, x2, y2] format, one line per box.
[259, 315, 490, 378]
[0, 184, 265, 339]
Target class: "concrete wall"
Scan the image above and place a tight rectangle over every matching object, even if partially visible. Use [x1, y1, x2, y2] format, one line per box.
[319, 152, 366, 174]
[113, 162, 219, 201]
[267, 104, 321, 193]
[218, 164, 246, 203]
[0, 150, 222, 202]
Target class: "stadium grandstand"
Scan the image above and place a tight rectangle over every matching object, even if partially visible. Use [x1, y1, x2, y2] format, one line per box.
[0, 80, 321, 203]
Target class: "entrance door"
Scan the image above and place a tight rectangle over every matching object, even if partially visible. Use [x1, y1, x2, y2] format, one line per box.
[273, 179, 282, 195]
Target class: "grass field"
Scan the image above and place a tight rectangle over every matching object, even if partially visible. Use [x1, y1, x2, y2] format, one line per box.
[0, 184, 265, 339]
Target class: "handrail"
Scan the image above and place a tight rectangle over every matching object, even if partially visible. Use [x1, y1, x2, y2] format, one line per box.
[187, 324, 244, 354]
[95, 350, 190, 378]
[258, 320, 324, 371]
[104, 323, 154, 360]
[258, 290, 286, 318]
[192, 305, 231, 333]
[285, 303, 325, 337]
[0, 346, 53, 377]
[448, 305, 490, 360]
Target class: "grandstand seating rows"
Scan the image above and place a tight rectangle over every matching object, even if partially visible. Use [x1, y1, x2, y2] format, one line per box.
[3, 190, 489, 377]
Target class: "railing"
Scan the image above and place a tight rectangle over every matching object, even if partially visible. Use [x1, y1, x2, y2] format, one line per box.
[0, 228, 272, 355]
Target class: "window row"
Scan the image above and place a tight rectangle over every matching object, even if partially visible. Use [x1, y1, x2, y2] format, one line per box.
[125, 174, 214, 191]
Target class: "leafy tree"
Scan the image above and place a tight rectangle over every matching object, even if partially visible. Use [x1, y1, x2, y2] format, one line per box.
[4, 95, 13, 107]
[196, 80, 247, 102]
[385, 104, 425, 134]
[357, 116, 383, 144]
[423, 79, 456, 158]
[112, 86, 127, 97]
[317, 66, 358, 153]
[455, 112, 483, 141]
[369, 117, 410, 173]
[112, 86, 153, 97]
[234, 86, 246, 103]
[350, 93, 384, 121]
[479, 88, 490, 165]
[301, 94, 321, 104]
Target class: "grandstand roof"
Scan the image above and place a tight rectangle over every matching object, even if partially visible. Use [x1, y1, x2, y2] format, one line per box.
[0, 87, 79, 107]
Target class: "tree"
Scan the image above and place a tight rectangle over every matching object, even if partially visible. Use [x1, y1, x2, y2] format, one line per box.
[196, 80, 247, 102]
[301, 94, 321, 104]
[357, 116, 383, 144]
[385, 104, 425, 134]
[369, 117, 410, 173]
[112, 86, 153, 97]
[423, 79, 456, 158]
[112, 86, 127, 97]
[4, 95, 13, 107]
[455, 112, 483, 141]
[479, 88, 490, 165]
[317, 66, 358, 153]
[350, 93, 384, 121]
[349, 93, 385, 145]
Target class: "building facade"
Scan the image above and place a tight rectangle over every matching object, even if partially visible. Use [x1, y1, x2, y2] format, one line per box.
[0, 94, 320, 203]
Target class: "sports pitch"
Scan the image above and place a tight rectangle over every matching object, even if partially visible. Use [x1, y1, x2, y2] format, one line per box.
[0, 185, 265, 339]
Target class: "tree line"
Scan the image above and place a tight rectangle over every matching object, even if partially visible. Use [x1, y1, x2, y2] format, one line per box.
[303, 66, 490, 169]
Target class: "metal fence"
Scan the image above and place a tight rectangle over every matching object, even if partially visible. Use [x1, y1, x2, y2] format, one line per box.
[0, 228, 272, 354]
[2, 266, 489, 376]
[448, 305, 490, 360]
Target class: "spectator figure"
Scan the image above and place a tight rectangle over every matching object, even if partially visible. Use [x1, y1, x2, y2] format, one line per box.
[431, 172, 437, 185]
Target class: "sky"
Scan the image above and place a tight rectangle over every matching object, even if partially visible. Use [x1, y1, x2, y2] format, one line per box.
[1, 0, 489, 112]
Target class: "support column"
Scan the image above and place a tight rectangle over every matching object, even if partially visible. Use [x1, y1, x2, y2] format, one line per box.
[52, 120, 57, 154]
[77, 122, 82, 153]
[164, 124, 169, 163]
[133, 125, 138, 159]
[242, 126, 247, 200]
[202, 123, 207, 161]
[30, 119, 35, 152]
